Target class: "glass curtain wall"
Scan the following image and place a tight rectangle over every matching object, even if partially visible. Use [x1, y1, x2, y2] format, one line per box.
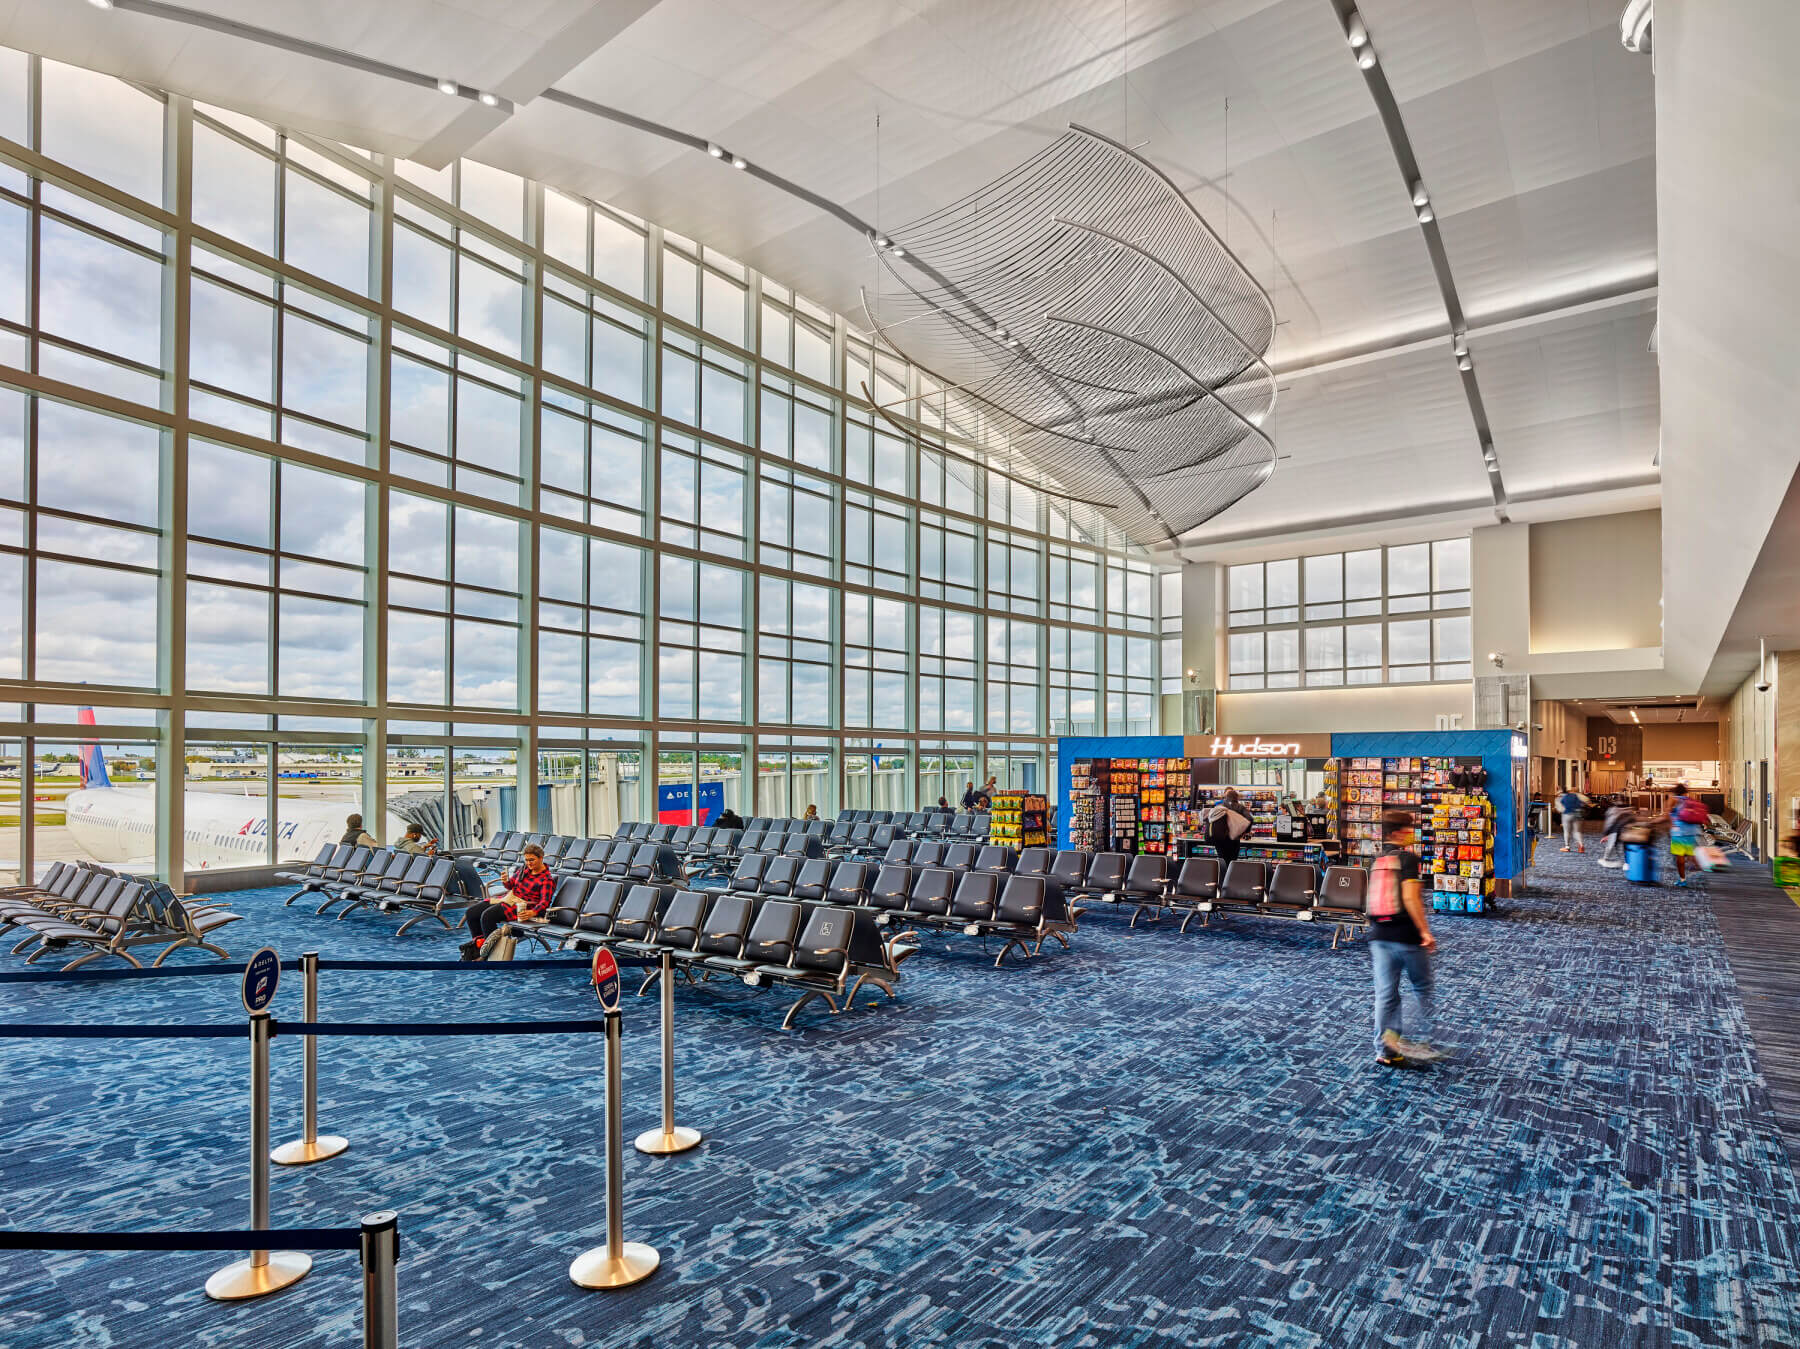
[0, 49, 1168, 878]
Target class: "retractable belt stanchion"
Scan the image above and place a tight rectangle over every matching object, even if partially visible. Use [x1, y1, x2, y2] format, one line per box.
[360, 1210, 399, 1349]
[273, 950, 348, 1166]
[208, 948, 312, 1301]
[635, 948, 701, 1155]
[571, 948, 659, 1289]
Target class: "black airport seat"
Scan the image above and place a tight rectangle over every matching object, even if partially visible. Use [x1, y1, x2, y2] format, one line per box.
[598, 840, 638, 877]
[975, 845, 1016, 874]
[868, 863, 912, 915]
[556, 839, 591, 872]
[668, 826, 695, 851]
[761, 855, 803, 897]
[523, 876, 612, 949]
[1218, 860, 1268, 912]
[725, 854, 769, 894]
[939, 842, 979, 875]
[787, 858, 831, 901]
[626, 822, 653, 841]
[1157, 858, 1222, 931]
[1045, 850, 1087, 901]
[1015, 846, 1052, 878]
[881, 839, 913, 866]
[900, 868, 955, 920]
[910, 841, 945, 870]
[1075, 852, 1128, 899]
[948, 815, 975, 838]
[1115, 855, 1169, 926]
[946, 870, 1001, 926]
[1315, 866, 1370, 948]
[826, 861, 872, 907]
[1264, 863, 1318, 918]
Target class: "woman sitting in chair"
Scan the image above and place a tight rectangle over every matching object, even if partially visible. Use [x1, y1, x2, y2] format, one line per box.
[459, 842, 555, 959]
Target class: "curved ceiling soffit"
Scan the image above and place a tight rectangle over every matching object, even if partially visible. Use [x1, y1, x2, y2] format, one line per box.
[859, 125, 1279, 548]
[78, 0, 1283, 548]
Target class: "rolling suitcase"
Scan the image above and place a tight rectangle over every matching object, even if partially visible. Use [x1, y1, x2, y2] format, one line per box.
[1625, 842, 1657, 885]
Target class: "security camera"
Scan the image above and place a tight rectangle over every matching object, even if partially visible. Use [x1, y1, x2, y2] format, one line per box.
[1757, 679, 1772, 694]
[1532, 722, 1545, 731]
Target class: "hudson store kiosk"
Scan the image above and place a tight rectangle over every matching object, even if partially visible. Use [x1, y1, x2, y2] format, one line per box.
[1056, 731, 1529, 911]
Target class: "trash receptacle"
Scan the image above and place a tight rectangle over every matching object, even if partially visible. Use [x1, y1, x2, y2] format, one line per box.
[1625, 841, 1657, 885]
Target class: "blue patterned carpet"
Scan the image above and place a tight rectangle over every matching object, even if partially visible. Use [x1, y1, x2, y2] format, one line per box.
[4, 848, 1800, 1347]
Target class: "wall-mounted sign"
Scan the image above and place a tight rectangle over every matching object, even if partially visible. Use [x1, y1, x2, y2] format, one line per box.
[1185, 733, 1332, 759]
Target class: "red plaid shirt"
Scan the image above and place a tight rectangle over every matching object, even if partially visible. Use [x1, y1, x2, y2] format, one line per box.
[500, 862, 556, 919]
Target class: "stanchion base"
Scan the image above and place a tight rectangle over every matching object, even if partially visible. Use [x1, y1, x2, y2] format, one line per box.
[634, 1125, 702, 1155]
[271, 1135, 349, 1166]
[569, 1242, 660, 1289]
[205, 1251, 313, 1301]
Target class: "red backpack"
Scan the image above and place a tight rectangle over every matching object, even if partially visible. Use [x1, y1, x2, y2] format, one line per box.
[1675, 797, 1709, 826]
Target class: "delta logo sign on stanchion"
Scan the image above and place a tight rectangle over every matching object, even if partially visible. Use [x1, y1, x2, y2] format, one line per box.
[241, 947, 281, 1014]
[591, 948, 621, 1015]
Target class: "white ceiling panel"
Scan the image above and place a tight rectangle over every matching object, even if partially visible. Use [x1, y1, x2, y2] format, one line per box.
[0, 0, 1659, 548]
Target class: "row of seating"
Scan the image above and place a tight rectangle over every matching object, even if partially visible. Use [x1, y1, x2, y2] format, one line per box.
[702, 849, 1069, 968]
[0, 862, 242, 970]
[836, 809, 992, 839]
[511, 876, 901, 1030]
[1040, 852, 1372, 948]
[474, 820, 937, 881]
[275, 846, 466, 935]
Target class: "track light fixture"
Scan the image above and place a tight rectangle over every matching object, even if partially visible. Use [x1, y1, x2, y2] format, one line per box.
[890, 245, 906, 258]
[1358, 47, 1377, 70]
[87, 0, 115, 8]
[436, 77, 459, 96]
[1346, 14, 1368, 48]
[730, 154, 747, 170]
[1417, 203, 1434, 223]
[706, 142, 725, 158]
[1458, 353, 1472, 371]
[874, 234, 891, 249]
[1452, 332, 1468, 357]
[1411, 180, 1429, 208]
[478, 91, 499, 108]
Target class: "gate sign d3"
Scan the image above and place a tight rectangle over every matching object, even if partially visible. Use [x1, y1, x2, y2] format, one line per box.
[241, 946, 281, 1015]
[591, 947, 621, 1015]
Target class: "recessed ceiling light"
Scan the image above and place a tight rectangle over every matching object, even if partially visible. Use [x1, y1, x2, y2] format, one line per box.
[730, 154, 748, 170]
[478, 91, 499, 108]
[436, 77, 459, 96]
[1458, 354, 1472, 371]
[707, 142, 724, 158]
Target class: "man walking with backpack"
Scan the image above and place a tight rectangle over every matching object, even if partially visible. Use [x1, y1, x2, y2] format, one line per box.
[1668, 783, 1710, 887]
[1368, 809, 1446, 1067]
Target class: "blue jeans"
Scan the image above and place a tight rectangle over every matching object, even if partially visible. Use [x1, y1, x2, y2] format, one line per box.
[1371, 939, 1434, 1052]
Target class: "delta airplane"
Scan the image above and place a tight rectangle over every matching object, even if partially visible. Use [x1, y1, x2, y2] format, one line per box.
[61, 710, 405, 870]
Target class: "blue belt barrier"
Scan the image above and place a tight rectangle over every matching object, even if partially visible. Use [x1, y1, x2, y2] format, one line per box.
[0, 1227, 361, 1253]
[280, 1018, 613, 1037]
[0, 963, 256, 984]
[0, 1023, 245, 1039]
[311, 957, 614, 972]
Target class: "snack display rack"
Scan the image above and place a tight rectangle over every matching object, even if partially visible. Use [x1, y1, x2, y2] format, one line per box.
[1425, 794, 1494, 912]
[989, 790, 1048, 849]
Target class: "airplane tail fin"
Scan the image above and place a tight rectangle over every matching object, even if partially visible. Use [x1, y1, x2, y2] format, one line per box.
[76, 707, 112, 789]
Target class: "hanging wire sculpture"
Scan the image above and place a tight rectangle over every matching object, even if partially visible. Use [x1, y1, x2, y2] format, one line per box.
[860, 124, 1276, 547]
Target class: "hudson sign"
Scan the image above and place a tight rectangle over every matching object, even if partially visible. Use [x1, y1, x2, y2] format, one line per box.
[1183, 733, 1333, 759]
